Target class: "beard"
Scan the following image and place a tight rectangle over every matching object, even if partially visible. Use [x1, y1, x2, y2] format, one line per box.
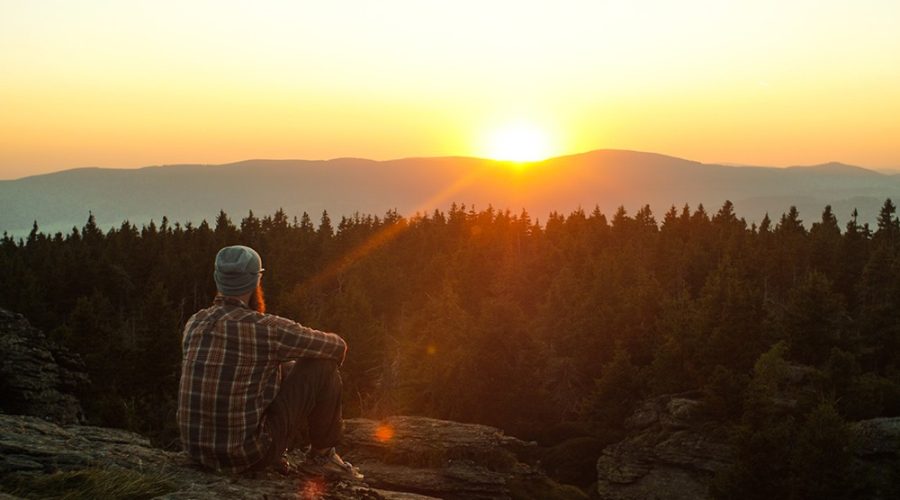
[248, 284, 266, 314]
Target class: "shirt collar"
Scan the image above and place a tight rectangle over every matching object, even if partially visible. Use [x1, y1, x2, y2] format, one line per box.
[214, 295, 250, 309]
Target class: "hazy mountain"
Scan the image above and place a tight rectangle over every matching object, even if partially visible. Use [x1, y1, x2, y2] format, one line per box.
[2, 150, 899, 237]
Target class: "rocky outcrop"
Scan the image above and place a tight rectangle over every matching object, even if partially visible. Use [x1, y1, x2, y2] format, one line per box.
[0, 414, 582, 499]
[0, 308, 88, 424]
[595, 393, 733, 500]
[595, 393, 900, 500]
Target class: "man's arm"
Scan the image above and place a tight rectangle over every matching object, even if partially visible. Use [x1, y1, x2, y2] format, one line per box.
[261, 315, 347, 365]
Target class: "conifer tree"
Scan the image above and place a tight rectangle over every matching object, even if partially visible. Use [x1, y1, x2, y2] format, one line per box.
[809, 205, 842, 281]
[873, 198, 899, 252]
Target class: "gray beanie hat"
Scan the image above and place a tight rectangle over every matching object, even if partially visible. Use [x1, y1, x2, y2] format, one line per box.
[214, 245, 264, 296]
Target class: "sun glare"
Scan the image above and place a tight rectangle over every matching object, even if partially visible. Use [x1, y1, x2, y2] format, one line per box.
[484, 122, 553, 162]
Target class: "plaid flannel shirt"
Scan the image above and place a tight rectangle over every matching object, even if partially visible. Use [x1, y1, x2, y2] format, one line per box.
[177, 296, 347, 472]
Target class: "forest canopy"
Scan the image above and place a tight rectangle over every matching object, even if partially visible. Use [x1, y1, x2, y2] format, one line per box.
[2, 199, 899, 496]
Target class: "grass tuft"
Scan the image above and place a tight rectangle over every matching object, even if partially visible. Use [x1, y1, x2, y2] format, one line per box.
[0, 467, 176, 500]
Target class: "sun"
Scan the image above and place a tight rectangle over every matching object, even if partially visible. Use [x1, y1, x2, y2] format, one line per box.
[484, 122, 553, 162]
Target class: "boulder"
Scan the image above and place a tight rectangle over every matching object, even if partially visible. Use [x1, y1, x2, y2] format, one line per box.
[852, 416, 900, 498]
[0, 308, 89, 424]
[342, 416, 554, 499]
[596, 392, 900, 500]
[595, 393, 733, 500]
[852, 417, 900, 457]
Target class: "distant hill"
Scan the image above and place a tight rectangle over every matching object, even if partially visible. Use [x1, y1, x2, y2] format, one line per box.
[2, 150, 898, 237]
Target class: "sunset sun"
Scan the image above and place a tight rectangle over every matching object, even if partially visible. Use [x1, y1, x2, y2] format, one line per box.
[484, 122, 553, 162]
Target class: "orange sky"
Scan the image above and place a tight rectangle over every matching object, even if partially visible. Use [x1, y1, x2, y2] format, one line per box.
[1, 0, 899, 179]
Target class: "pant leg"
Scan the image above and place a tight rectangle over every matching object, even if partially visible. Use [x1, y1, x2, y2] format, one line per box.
[259, 358, 343, 468]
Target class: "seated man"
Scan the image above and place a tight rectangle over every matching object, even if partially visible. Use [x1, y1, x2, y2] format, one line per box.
[177, 245, 362, 479]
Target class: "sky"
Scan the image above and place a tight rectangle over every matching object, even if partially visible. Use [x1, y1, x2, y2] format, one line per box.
[1, 0, 899, 179]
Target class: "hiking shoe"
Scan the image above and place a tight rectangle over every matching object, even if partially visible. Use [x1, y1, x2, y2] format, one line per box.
[306, 447, 364, 480]
[273, 455, 299, 476]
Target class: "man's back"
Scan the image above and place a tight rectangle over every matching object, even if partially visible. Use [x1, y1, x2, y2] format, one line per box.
[177, 295, 346, 472]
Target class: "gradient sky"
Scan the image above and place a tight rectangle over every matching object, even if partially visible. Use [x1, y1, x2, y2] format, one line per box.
[1, 0, 899, 179]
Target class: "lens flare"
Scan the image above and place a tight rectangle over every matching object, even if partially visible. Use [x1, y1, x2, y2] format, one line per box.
[375, 424, 395, 442]
[298, 477, 327, 498]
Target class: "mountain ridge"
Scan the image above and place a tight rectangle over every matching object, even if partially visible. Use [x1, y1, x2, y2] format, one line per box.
[9, 149, 887, 183]
[2, 149, 898, 237]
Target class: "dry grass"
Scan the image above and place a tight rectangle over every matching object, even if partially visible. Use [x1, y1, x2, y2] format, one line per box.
[0, 467, 175, 500]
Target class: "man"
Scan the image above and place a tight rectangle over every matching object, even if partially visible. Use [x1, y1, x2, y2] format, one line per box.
[177, 245, 362, 479]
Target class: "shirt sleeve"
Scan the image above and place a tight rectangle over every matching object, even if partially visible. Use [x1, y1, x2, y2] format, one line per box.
[261, 314, 347, 365]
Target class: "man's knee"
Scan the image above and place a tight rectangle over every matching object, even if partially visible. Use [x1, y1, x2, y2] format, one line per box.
[310, 358, 339, 374]
[300, 358, 339, 380]
[284, 358, 340, 393]
[285, 357, 335, 377]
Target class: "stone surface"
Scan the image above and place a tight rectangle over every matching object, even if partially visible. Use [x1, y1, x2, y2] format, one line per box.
[0, 414, 576, 499]
[341, 416, 545, 499]
[0, 308, 88, 424]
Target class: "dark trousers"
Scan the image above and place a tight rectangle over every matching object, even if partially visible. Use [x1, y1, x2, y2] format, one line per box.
[255, 358, 343, 470]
